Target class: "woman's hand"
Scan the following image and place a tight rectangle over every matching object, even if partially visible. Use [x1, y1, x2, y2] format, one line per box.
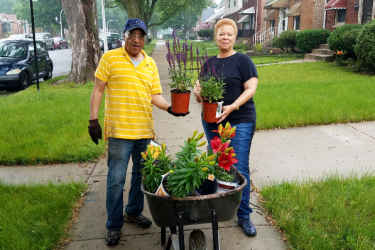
[216, 103, 237, 123]
[193, 80, 203, 104]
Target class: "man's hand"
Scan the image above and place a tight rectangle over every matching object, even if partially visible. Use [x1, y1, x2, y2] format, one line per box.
[167, 106, 189, 117]
[88, 119, 102, 145]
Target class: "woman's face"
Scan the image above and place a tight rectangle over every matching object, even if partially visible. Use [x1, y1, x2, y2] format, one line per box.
[216, 24, 236, 52]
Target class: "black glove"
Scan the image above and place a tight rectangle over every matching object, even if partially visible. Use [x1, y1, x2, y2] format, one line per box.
[88, 119, 102, 145]
[167, 106, 189, 117]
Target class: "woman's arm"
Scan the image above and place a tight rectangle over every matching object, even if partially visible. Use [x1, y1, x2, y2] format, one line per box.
[216, 76, 258, 123]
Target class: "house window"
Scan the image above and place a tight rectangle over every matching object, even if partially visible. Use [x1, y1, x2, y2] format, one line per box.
[336, 9, 346, 23]
[244, 22, 250, 29]
[1, 23, 12, 34]
[294, 16, 300, 30]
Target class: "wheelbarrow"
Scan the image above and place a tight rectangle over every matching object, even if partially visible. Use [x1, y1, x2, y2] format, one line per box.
[141, 166, 247, 250]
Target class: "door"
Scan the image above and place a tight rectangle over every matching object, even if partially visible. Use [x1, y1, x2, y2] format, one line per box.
[36, 42, 47, 78]
[362, 0, 374, 24]
[28, 44, 37, 79]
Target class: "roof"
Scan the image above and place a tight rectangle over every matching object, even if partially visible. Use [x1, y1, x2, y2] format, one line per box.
[223, 0, 243, 17]
[324, 0, 347, 10]
[286, 2, 301, 16]
[238, 15, 250, 23]
[264, 0, 290, 9]
[201, 8, 215, 22]
[264, 9, 277, 20]
[205, 7, 226, 22]
[240, 7, 255, 14]
[0, 13, 18, 23]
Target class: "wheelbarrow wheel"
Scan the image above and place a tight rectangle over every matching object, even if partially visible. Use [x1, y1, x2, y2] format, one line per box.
[189, 230, 208, 250]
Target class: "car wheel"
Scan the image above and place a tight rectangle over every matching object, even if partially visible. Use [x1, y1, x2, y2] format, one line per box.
[19, 72, 30, 90]
[43, 66, 52, 81]
[66, 43, 68, 49]
[51, 43, 54, 50]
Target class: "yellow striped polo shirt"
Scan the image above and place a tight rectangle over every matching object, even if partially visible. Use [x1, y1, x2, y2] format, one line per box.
[95, 47, 162, 140]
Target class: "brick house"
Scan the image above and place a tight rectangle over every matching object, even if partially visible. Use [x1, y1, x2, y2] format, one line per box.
[0, 13, 32, 39]
[324, 0, 375, 31]
[256, 0, 325, 44]
[237, 0, 268, 39]
[223, 0, 244, 34]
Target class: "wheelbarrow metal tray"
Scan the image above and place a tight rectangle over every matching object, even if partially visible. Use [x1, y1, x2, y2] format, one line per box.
[142, 166, 247, 228]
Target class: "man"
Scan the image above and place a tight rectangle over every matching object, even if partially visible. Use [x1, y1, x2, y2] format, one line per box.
[88, 18, 185, 246]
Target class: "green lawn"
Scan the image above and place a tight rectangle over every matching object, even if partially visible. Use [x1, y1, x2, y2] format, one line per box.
[261, 173, 375, 249]
[0, 180, 86, 250]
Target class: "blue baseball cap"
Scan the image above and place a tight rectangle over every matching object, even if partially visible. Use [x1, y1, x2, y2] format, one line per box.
[124, 18, 147, 35]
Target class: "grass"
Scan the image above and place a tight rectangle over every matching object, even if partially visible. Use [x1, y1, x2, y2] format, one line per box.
[260, 173, 375, 249]
[143, 39, 157, 55]
[0, 180, 87, 250]
[0, 77, 105, 165]
[255, 62, 375, 129]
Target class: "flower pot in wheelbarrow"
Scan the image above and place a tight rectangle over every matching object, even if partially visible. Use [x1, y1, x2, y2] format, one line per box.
[171, 89, 190, 114]
[141, 165, 247, 228]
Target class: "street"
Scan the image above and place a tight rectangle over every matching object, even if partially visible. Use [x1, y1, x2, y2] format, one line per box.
[48, 47, 72, 78]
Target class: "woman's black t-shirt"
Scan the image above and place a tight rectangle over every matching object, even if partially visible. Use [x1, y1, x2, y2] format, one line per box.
[201, 52, 258, 125]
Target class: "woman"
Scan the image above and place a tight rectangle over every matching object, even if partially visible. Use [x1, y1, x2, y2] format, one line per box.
[193, 18, 258, 237]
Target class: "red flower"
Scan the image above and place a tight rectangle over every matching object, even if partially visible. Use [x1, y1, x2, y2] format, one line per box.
[218, 153, 238, 171]
[210, 136, 229, 153]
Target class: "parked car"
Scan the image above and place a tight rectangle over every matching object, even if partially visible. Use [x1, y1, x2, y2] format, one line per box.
[53, 37, 68, 49]
[0, 38, 53, 91]
[99, 33, 121, 51]
[28, 32, 55, 50]
[9, 34, 29, 39]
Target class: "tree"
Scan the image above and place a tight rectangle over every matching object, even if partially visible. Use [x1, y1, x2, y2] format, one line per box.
[97, 0, 128, 34]
[60, 0, 101, 83]
[162, 9, 198, 40]
[109, 0, 213, 31]
[0, 0, 17, 14]
[13, 0, 67, 32]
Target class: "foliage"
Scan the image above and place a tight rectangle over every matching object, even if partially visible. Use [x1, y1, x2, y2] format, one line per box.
[148, 38, 152, 43]
[295, 29, 331, 53]
[233, 42, 247, 53]
[254, 43, 264, 55]
[355, 19, 375, 74]
[162, 8, 199, 42]
[97, 1, 127, 33]
[189, 34, 197, 40]
[197, 54, 226, 103]
[14, 0, 67, 31]
[163, 34, 173, 39]
[271, 37, 280, 48]
[275, 30, 298, 52]
[328, 24, 363, 60]
[141, 143, 172, 192]
[165, 31, 195, 92]
[260, 173, 375, 249]
[177, 30, 185, 39]
[0, 180, 86, 249]
[0, 0, 16, 14]
[167, 130, 215, 198]
[197, 28, 214, 39]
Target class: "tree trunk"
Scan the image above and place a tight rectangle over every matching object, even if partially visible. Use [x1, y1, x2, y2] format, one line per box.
[60, 0, 101, 83]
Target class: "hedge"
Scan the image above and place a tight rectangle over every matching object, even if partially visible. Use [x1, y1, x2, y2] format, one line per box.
[295, 29, 331, 53]
[328, 24, 363, 60]
[355, 20, 375, 74]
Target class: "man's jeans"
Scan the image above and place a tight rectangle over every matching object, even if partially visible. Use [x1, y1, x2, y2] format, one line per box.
[202, 119, 255, 219]
[106, 137, 151, 230]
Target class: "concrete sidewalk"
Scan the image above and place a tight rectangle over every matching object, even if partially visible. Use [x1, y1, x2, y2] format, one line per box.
[1, 41, 375, 249]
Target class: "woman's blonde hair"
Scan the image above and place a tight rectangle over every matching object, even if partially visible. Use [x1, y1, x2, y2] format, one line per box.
[214, 18, 238, 37]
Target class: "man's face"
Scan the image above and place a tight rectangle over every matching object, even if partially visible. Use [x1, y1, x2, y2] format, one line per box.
[124, 28, 146, 57]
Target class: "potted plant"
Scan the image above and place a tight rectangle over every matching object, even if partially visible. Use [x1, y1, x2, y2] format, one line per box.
[165, 30, 195, 114]
[197, 55, 226, 123]
[141, 142, 173, 193]
[208, 122, 240, 192]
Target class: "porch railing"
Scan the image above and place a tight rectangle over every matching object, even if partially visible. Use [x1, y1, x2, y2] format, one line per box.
[252, 27, 278, 45]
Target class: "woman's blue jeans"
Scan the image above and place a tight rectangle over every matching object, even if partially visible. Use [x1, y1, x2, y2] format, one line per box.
[202, 119, 255, 219]
[106, 137, 151, 230]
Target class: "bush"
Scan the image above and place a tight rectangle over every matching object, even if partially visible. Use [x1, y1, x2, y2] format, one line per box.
[148, 38, 152, 43]
[253, 43, 263, 55]
[328, 24, 363, 60]
[296, 29, 331, 53]
[188, 34, 197, 40]
[233, 42, 247, 53]
[271, 37, 280, 48]
[275, 30, 298, 52]
[355, 20, 375, 74]
[197, 28, 214, 39]
[177, 30, 185, 39]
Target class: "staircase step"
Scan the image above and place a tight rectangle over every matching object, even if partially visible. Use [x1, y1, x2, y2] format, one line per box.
[311, 48, 334, 56]
[304, 53, 334, 62]
[319, 44, 330, 50]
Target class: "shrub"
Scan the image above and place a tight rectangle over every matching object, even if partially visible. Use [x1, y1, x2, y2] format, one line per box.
[271, 37, 280, 48]
[254, 43, 263, 55]
[188, 34, 197, 40]
[355, 20, 375, 74]
[148, 38, 152, 43]
[233, 42, 247, 53]
[296, 29, 331, 53]
[197, 28, 214, 39]
[328, 24, 363, 60]
[276, 30, 298, 52]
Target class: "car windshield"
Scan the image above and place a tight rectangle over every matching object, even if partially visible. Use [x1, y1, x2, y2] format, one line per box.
[53, 37, 61, 41]
[34, 34, 44, 39]
[9, 34, 26, 38]
[0, 43, 27, 58]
